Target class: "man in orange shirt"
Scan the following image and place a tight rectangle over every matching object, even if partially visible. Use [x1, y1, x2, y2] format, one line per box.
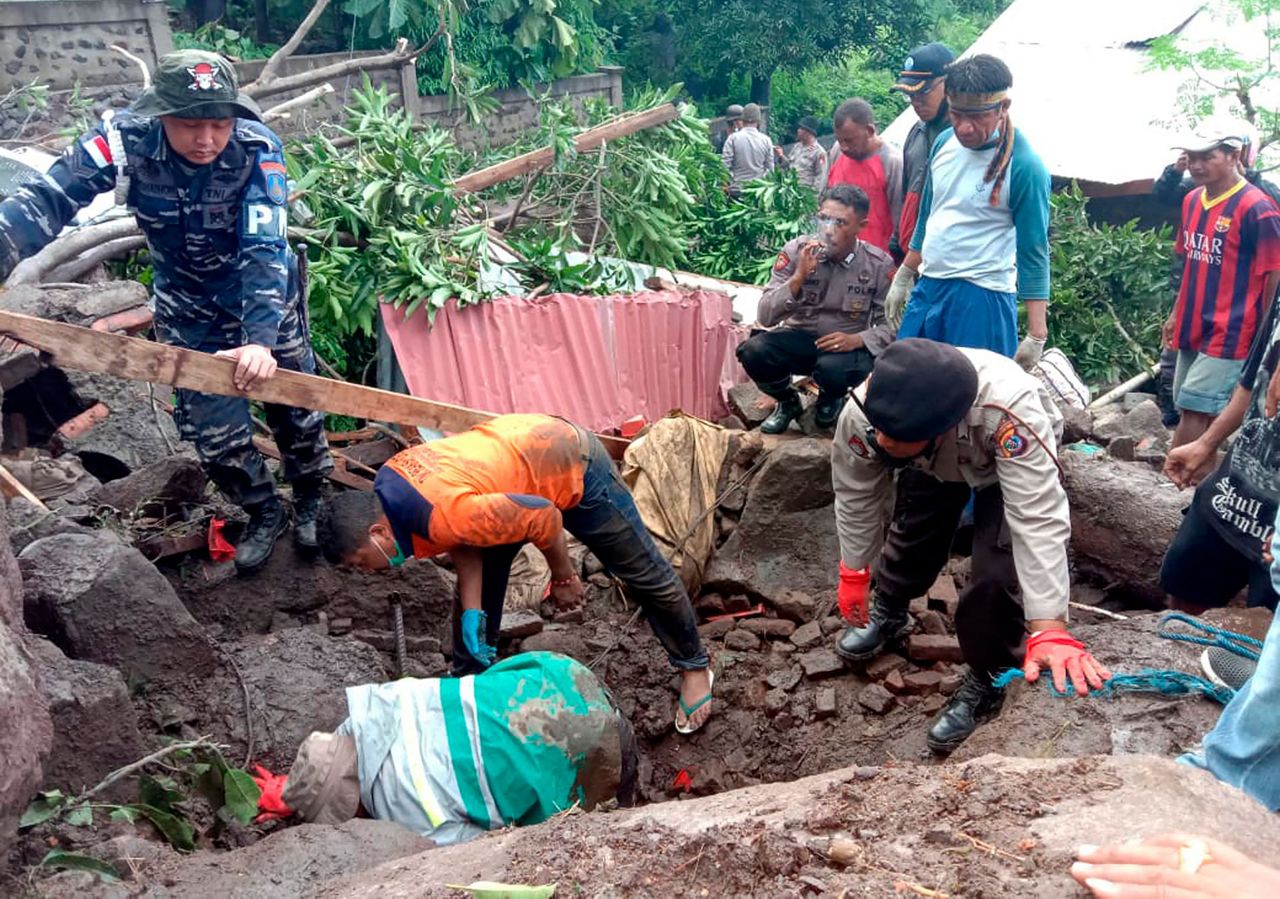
[826, 98, 903, 256]
[317, 414, 715, 733]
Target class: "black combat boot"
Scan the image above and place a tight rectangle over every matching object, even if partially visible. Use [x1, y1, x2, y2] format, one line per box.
[292, 481, 323, 559]
[760, 380, 803, 435]
[814, 392, 846, 429]
[235, 495, 288, 574]
[834, 597, 914, 663]
[926, 670, 1005, 754]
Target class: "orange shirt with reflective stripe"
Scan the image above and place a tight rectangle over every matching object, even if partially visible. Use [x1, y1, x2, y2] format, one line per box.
[383, 414, 585, 557]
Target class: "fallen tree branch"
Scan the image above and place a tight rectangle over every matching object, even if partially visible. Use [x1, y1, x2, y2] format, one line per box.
[250, 0, 332, 88]
[262, 83, 336, 122]
[110, 44, 152, 89]
[244, 38, 421, 102]
[452, 103, 680, 194]
[79, 737, 220, 803]
[44, 234, 147, 283]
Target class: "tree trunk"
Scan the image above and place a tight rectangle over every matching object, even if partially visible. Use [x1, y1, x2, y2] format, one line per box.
[254, 0, 271, 44]
[194, 0, 227, 25]
[749, 73, 772, 108]
[1063, 456, 1186, 608]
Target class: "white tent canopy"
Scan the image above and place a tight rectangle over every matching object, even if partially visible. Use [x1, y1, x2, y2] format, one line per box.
[881, 0, 1275, 190]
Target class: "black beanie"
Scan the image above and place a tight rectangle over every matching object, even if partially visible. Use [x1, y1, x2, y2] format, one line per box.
[863, 339, 979, 441]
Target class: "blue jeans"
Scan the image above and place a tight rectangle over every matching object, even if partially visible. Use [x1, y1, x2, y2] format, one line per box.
[1178, 516, 1280, 809]
[898, 276, 1019, 356]
[452, 432, 709, 675]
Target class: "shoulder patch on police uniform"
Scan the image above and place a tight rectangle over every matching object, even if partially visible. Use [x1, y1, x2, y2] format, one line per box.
[847, 433, 870, 458]
[774, 250, 791, 272]
[994, 416, 1028, 458]
[260, 159, 288, 205]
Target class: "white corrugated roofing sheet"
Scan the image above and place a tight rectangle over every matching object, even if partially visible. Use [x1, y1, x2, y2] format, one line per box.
[881, 0, 1272, 187]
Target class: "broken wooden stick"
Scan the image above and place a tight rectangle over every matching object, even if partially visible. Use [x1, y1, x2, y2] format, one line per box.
[452, 104, 681, 194]
[0, 461, 48, 510]
[0, 309, 630, 460]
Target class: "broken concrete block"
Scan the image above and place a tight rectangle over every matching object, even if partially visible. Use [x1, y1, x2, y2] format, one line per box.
[727, 381, 772, 429]
[940, 669, 964, 694]
[29, 639, 145, 797]
[820, 615, 844, 635]
[768, 590, 818, 623]
[764, 687, 789, 716]
[857, 683, 896, 714]
[908, 596, 930, 615]
[740, 617, 796, 639]
[694, 592, 727, 615]
[799, 648, 844, 679]
[62, 371, 187, 473]
[1108, 435, 1136, 461]
[88, 456, 207, 517]
[766, 665, 803, 691]
[917, 610, 948, 636]
[499, 610, 544, 640]
[866, 653, 909, 681]
[907, 634, 965, 664]
[921, 694, 947, 715]
[20, 532, 217, 681]
[902, 670, 944, 695]
[698, 618, 736, 639]
[724, 628, 761, 652]
[1058, 401, 1093, 445]
[884, 669, 907, 695]
[927, 574, 959, 615]
[789, 620, 824, 649]
[815, 687, 837, 720]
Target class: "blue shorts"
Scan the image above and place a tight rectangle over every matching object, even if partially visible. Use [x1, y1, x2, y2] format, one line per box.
[898, 276, 1018, 356]
[1172, 350, 1245, 415]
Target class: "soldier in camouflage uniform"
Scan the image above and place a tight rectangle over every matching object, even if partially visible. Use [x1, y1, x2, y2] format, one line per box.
[0, 50, 332, 573]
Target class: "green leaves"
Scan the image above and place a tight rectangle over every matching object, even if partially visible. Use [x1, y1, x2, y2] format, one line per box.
[133, 804, 197, 852]
[40, 850, 121, 883]
[222, 768, 262, 826]
[20, 790, 66, 829]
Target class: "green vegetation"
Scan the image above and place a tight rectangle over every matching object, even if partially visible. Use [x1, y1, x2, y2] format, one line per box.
[1046, 185, 1173, 386]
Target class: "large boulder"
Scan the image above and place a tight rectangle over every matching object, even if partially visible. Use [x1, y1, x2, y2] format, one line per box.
[0, 505, 53, 856]
[1093, 399, 1170, 448]
[163, 628, 388, 769]
[20, 532, 218, 681]
[952, 608, 1262, 763]
[1064, 454, 1186, 606]
[703, 438, 838, 607]
[62, 371, 187, 475]
[309, 754, 1280, 898]
[28, 639, 147, 797]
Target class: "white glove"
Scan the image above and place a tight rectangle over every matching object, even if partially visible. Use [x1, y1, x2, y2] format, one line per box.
[1014, 334, 1047, 372]
[885, 265, 918, 329]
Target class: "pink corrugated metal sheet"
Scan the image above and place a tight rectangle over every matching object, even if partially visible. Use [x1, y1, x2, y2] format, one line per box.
[381, 290, 749, 433]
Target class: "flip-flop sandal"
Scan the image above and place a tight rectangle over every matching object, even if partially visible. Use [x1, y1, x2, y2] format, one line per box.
[675, 669, 715, 735]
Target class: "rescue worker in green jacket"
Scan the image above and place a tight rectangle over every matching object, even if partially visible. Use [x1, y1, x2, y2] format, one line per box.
[251, 651, 636, 844]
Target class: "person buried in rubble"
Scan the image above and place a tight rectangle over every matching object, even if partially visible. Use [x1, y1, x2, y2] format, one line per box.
[317, 413, 716, 734]
[0, 50, 332, 574]
[829, 338, 1112, 754]
[250, 650, 638, 844]
[736, 184, 896, 435]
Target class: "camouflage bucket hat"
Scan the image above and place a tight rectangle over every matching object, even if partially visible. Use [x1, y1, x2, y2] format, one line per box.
[131, 50, 263, 122]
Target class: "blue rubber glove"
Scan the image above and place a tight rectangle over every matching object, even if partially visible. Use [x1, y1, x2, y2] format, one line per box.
[460, 609, 497, 667]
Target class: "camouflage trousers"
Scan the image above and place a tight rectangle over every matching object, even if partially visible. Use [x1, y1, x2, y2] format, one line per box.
[156, 282, 332, 510]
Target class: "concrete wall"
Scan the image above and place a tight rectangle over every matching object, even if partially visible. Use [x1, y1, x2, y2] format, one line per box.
[418, 67, 625, 151]
[0, 0, 172, 92]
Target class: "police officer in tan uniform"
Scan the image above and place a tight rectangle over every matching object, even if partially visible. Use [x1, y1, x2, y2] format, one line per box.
[736, 184, 894, 433]
[829, 339, 1112, 753]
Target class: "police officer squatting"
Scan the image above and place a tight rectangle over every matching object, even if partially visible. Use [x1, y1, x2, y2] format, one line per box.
[0, 51, 331, 573]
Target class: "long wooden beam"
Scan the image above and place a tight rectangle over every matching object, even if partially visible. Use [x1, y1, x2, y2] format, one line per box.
[452, 103, 681, 195]
[0, 310, 629, 460]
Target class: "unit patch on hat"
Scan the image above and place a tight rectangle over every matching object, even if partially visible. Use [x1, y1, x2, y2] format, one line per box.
[904, 56, 915, 70]
[188, 62, 223, 91]
[847, 433, 870, 458]
[994, 416, 1028, 458]
[774, 251, 791, 272]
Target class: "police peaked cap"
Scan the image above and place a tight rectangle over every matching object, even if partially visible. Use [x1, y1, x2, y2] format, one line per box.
[863, 338, 979, 441]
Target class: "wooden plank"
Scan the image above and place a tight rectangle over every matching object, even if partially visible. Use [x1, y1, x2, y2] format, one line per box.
[0, 309, 630, 459]
[0, 461, 48, 510]
[253, 436, 373, 491]
[452, 104, 680, 194]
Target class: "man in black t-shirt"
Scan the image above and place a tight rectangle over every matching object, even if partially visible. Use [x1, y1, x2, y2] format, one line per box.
[1162, 296, 1280, 612]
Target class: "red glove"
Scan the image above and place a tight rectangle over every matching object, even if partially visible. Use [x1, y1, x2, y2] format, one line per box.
[251, 764, 294, 823]
[837, 563, 871, 627]
[1023, 629, 1112, 695]
[208, 517, 236, 562]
